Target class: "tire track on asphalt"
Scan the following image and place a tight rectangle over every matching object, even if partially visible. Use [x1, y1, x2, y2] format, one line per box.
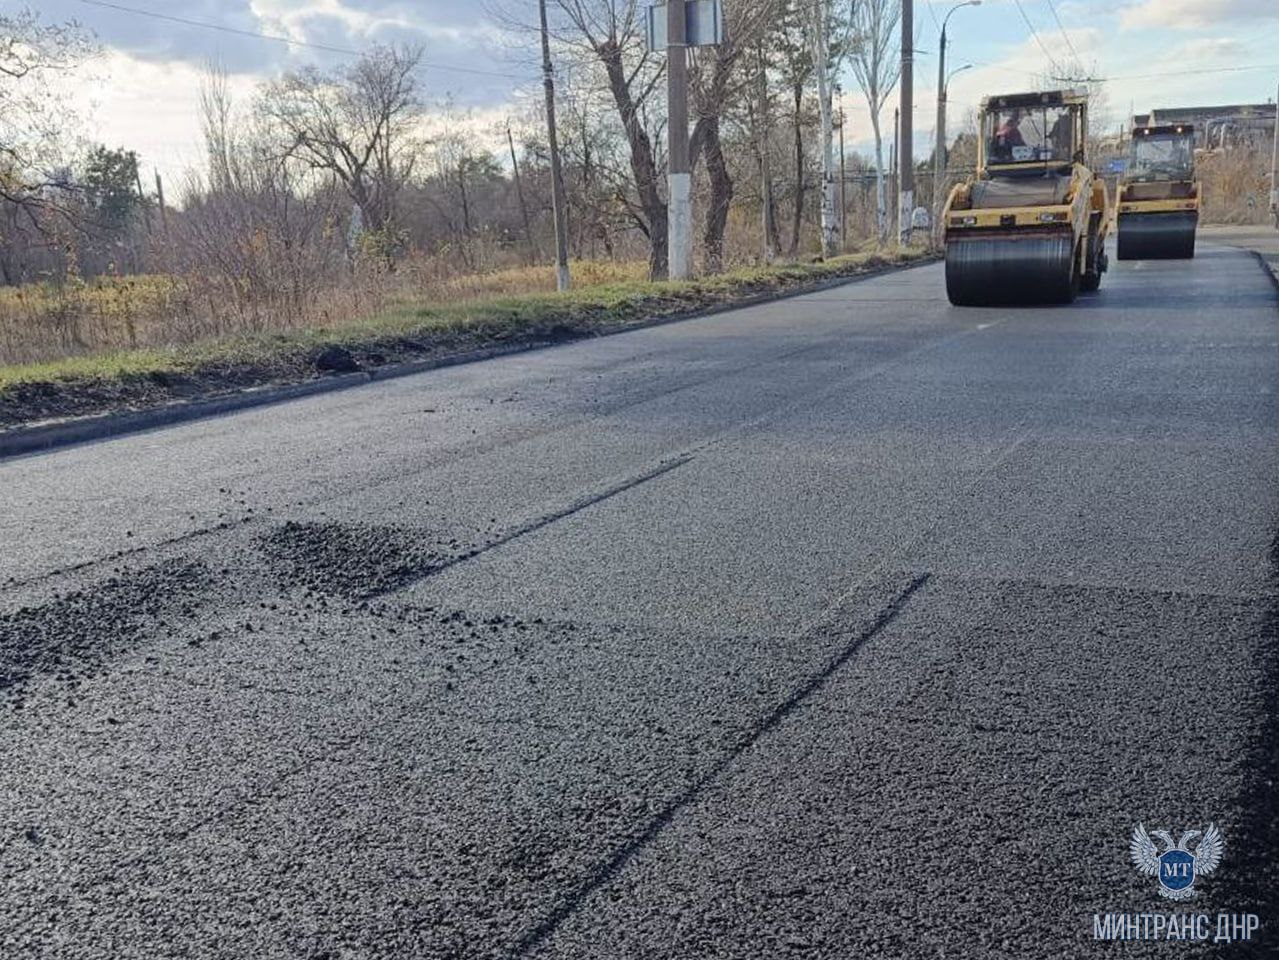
[502, 572, 933, 960]
[493, 410, 1040, 957]
[368, 453, 696, 599]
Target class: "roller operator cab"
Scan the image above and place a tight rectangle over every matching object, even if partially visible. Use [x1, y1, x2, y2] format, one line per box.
[1116, 124, 1199, 260]
[942, 90, 1110, 306]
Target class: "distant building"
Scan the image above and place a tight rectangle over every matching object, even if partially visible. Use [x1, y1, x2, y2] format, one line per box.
[1131, 103, 1277, 150]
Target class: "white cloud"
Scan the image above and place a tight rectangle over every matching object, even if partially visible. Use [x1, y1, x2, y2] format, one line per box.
[1167, 37, 1247, 60]
[66, 52, 260, 190]
[1121, 0, 1279, 30]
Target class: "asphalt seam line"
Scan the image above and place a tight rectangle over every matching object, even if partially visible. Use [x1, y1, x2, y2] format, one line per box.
[369, 453, 697, 599]
[504, 571, 932, 959]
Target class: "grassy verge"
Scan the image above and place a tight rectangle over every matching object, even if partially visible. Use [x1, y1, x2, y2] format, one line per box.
[0, 248, 933, 429]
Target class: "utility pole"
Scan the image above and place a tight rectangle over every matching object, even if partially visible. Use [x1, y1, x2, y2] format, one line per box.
[667, 0, 692, 280]
[135, 166, 152, 235]
[539, 0, 570, 291]
[507, 123, 537, 263]
[811, 0, 839, 258]
[154, 172, 168, 233]
[934, 2, 981, 233]
[756, 45, 777, 264]
[1271, 82, 1278, 229]
[890, 107, 898, 240]
[898, 0, 913, 248]
[838, 97, 847, 250]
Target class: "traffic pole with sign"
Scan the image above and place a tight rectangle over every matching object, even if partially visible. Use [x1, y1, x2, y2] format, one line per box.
[667, 0, 692, 280]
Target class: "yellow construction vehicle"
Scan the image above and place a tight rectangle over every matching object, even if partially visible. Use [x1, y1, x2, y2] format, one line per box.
[1115, 123, 1199, 259]
[942, 89, 1109, 305]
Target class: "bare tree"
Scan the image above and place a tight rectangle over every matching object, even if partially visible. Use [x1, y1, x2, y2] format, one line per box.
[174, 73, 347, 331]
[259, 44, 424, 240]
[688, 0, 777, 273]
[0, 10, 95, 223]
[773, 6, 815, 256]
[551, 0, 669, 278]
[746, 42, 782, 262]
[848, 0, 900, 242]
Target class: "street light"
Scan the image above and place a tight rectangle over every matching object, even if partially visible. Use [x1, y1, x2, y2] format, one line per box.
[934, 0, 981, 228]
[947, 63, 973, 90]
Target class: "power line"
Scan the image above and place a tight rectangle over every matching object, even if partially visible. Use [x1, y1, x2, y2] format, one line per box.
[1100, 61, 1279, 81]
[1011, 0, 1061, 77]
[1042, 0, 1081, 66]
[925, 0, 942, 33]
[73, 0, 533, 81]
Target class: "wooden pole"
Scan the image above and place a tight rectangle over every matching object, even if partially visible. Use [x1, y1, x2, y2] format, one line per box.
[507, 123, 537, 262]
[539, 0, 570, 290]
[154, 172, 168, 233]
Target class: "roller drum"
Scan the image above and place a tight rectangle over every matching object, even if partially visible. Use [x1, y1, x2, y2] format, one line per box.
[1116, 212, 1197, 260]
[945, 230, 1077, 306]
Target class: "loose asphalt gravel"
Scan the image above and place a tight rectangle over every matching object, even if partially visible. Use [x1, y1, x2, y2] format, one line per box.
[2, 238, 1278, 958]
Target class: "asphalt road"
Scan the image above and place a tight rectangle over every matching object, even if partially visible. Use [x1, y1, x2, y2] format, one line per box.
[3, 238, 1278, 958]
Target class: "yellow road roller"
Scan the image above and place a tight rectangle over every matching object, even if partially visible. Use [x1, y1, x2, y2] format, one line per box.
[942, 89, 1109, 305]
[1116, 123, 1199, 260]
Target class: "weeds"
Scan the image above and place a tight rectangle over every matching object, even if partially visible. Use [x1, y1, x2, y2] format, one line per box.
[0, 248, 931, 393]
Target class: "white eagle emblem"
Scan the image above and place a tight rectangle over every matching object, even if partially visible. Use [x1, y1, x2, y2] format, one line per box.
[1130, 823, 1225, 900]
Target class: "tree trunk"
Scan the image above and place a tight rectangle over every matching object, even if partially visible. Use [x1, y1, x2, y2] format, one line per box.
[600, 41, 668, 279]
[754, 47, 778, 264]
[700, 117, 733, 274]
[790, 80, 805, 257]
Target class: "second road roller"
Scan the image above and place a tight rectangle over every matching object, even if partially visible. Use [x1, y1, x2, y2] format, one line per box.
[1115, 123, 1199, 260]
[942, 89, 1109, 306]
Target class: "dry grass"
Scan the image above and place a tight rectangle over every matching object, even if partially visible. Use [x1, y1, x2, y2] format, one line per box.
[0, 259, 654, 368]
[423, 259, 648, 303]
[1198, 148, 1275, 225]
[0, 247, 932, 393]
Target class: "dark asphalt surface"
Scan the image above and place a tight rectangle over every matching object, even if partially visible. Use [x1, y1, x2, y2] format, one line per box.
[3, 240, 1278, 958]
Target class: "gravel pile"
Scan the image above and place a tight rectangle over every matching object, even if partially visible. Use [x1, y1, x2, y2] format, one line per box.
[258, 520, 472, 600]
[0, 560, 209, 708]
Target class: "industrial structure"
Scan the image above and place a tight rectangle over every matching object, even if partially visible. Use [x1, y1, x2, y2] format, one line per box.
[1131, 103, 1277, 151]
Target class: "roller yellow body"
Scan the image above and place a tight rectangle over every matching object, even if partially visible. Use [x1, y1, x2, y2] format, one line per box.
[942, 89, 1109, 305]
[1115, 123, 1199, 260]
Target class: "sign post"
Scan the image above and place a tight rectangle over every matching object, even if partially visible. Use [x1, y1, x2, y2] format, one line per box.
[647, 1, 723, 279]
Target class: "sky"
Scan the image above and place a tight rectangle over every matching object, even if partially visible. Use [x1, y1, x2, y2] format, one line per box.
[17, 0, 1279, 185]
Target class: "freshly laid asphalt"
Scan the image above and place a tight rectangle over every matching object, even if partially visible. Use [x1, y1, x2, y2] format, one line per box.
[3, 236, 1278, 958]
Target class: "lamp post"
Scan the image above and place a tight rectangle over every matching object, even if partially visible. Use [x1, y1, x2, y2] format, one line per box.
[934, 1, 981, 227]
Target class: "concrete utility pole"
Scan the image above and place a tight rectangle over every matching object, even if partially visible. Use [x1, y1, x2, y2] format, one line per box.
[890, 107, 898, 239]
[667, 0, 693, 280]
[540, 0, 571, 291]
[934, 1, 980, 230]
[838, 96, 847, 249]
[1271, 82, 1278, 229]
[898, 0, 913, 248]
[812, 0, 840, 258]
